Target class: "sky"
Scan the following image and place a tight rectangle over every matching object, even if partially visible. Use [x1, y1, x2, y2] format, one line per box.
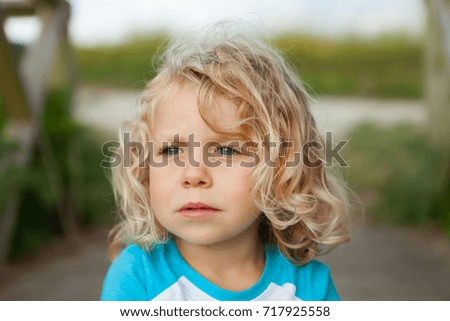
[4, 0, 426, 46]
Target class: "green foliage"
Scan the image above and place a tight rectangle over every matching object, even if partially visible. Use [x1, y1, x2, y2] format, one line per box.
[273, 34, 423, 98]
[11, 185, 56, 259]
[6, 88, 115, 259]
[76, 34, 168, 89]
[343, 123, 450, 235]
[0, 97, 5, 130]
[76, 33, 423, 98]
[67, 126, 115, 226]
[0, 100, 23, 214]
[43, 89, 114, 225]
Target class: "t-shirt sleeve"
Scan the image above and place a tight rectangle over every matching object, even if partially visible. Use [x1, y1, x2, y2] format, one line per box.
[295, 260, 340, 301]
[323, 272, 340, 301]
[101, 245, 149, 301]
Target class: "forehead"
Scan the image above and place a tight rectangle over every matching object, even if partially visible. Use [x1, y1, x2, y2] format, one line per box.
[152, 85, 240, 138]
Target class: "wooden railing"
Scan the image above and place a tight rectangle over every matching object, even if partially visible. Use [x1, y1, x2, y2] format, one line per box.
[0, 0, 77, 265]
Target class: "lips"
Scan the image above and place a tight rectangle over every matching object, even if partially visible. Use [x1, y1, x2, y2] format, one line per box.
[179, 202, 220, 218]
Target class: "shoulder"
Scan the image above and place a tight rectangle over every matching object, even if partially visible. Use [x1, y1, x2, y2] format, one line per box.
[113, 244, 152, 266]
[101, 244, 162, 301]
[271, 249, 340, 301]
[107, 244, 156, 278]
[296, 260, 332, 281]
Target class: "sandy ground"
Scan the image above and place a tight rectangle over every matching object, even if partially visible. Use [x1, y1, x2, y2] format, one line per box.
[1, 87, 448, 301]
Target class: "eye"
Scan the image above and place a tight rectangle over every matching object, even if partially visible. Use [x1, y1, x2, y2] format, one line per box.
[217, 146, 239, 156]
[161, 146, 181, 155]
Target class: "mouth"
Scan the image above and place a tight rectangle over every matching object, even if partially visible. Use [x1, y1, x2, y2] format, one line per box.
[178, 202, 220, 218]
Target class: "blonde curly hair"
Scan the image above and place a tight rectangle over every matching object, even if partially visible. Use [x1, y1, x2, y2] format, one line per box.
[108, 22, 350, 264]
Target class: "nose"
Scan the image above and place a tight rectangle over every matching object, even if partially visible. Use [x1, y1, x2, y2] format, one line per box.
[181, 148, 212, 188]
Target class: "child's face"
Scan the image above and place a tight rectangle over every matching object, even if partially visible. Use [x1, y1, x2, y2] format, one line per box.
[149, 85, 261, 247]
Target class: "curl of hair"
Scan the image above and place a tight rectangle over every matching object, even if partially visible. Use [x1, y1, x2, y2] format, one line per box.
[108, 21, 350, 264]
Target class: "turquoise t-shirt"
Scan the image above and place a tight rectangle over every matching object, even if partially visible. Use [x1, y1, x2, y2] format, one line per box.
[101, 239, 339, 301]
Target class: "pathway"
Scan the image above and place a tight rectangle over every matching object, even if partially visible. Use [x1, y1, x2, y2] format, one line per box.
[1, 87, 447, 300]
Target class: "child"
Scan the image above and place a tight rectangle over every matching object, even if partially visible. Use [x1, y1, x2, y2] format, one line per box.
[101, 22, 350, 301]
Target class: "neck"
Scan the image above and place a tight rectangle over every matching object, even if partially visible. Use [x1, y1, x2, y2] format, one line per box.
[174, 227, 265, 291]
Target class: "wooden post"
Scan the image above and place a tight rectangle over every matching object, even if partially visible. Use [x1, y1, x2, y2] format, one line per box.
[0, 9, 30, 119]
[0, 0, 78, 265]
[0, 6, 35, 264]
[20, 0, 70, 118]
[425, 0, 450, 150]
[424, 0, 450, 220]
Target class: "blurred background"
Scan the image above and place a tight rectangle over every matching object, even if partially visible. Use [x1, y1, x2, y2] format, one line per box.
[0, 0, 449, 300]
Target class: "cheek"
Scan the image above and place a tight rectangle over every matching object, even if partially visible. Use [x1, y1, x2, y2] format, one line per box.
[149, 166, 176, 202]
[149, 169, 174, 226]
[221, 167, 255, 203]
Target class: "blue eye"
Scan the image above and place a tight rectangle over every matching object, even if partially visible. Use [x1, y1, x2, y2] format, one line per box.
[217, 146, 237, 156]
[161, 146, 180, 155]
